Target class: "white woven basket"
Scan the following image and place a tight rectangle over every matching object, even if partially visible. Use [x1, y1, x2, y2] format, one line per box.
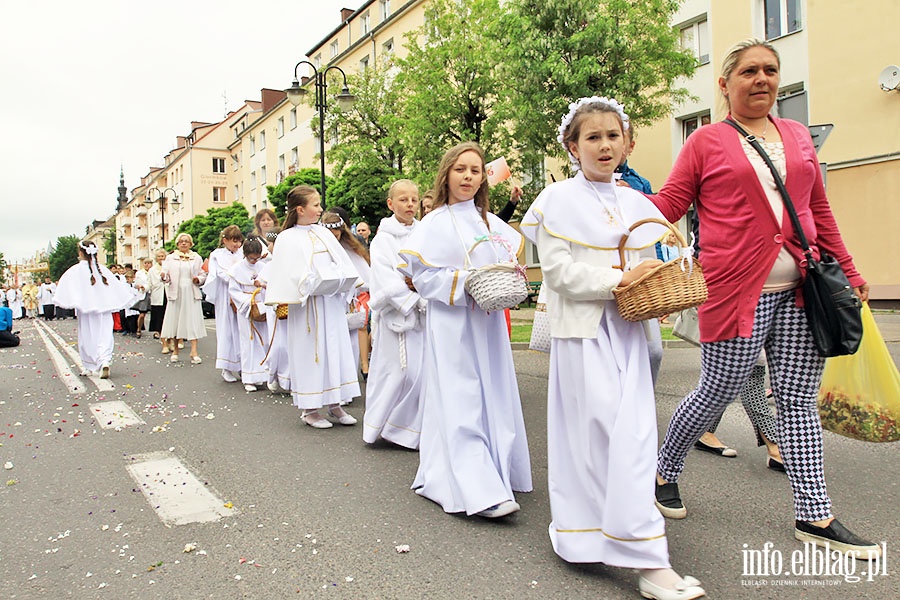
[529, 302, 551, 353]
[465, 262, 529, 312]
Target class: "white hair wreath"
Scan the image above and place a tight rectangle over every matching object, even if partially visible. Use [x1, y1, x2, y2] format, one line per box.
[557, 96, 630, 171]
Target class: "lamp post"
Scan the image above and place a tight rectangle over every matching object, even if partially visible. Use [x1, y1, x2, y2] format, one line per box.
[145, 187, 180, 247]
[284, 61, 355, 202]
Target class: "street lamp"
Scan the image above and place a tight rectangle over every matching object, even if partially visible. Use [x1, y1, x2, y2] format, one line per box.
[145, 187, 180, 246]
[285, 61, 355, 202]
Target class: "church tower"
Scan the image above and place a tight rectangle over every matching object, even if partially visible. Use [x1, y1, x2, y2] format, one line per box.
[116, 166, 128, 211]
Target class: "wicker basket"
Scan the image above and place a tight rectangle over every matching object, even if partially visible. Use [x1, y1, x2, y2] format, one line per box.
[612, 218, 708, 322]
[461, 237, 529, 312]
[275, 304, 289, 320]
[248, 287, 268, 322]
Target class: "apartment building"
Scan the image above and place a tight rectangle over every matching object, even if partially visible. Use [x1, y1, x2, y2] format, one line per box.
[636, 0, 900, 300]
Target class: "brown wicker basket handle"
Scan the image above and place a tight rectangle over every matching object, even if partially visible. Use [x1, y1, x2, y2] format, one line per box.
[615, 218, 686, 270]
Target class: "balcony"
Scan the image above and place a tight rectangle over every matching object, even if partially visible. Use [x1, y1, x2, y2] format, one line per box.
[133, 203, 147, 216]
[135, 228, 148, 239]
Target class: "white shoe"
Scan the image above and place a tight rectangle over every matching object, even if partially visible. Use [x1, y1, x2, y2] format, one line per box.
[222, 370, 238, 383]
[161, 346, 170, 354]
[638, 575, 706, 600]
[178, 341, 184, 349]
[190, 355, 202, 364]
[302, 411, 333, 429]
[170, 354, 180, 362]
[327, 408, 357, 426]
[267, 381, 280, 393]
[477, 500, 520, 518]
[244, 384, 258, 392]
[100, 365, 110, 379]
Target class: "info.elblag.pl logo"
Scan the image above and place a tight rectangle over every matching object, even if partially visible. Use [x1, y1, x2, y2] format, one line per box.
[741, 542, 888, 587]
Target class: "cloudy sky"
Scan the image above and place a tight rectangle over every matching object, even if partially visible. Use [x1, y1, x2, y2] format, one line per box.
[0, 0, 353, 264]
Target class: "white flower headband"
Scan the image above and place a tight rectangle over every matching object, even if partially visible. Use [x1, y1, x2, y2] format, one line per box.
[322, 218, 345, 230]
[557, 96, 630, 171]
[79, 242, 98, 256]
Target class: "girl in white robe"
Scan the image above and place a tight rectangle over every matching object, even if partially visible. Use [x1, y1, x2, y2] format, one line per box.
[53, 241, 137, 378]
[258, 257, 290, 394]
[398, 142, 532, 518]
[321, 210, 371, 381]
[520, 97, 705, 600]
[265, 185, 360, 429]
[202, 226, 244, 381]
[227, 237, 270, 392]
[363, 180, 426, 449]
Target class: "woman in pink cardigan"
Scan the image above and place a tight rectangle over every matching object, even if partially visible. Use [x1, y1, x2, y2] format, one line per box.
[650, 39, 879, 559]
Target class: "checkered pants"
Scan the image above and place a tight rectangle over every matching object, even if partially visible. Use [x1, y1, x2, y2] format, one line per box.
[706, 363, 778, 446]
[657, 291, 831, 521]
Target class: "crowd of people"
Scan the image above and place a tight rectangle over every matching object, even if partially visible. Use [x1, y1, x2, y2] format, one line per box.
[6, 38, 884, 600]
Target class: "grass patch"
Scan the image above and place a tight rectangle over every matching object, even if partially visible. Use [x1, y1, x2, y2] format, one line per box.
[511, 322, 679, 342]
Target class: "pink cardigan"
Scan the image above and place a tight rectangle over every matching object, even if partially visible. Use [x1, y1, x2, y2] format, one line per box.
[650, 117, 864, 343]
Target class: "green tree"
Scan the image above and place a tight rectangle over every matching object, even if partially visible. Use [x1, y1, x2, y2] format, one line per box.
[266, 169, 333, 220]
[327, 161, 397, 225]
[172, 202, 253, 258]
[326, 64, 407, 178]
[497, 0, 696, 188]
[103, 226, 116, 265]
[395, 0, 513, 201]
[0, 251, 7, 283]
[48, 235, 80, 280]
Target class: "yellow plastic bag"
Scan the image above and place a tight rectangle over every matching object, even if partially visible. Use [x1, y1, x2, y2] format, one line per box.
[817, 304, 900, 442]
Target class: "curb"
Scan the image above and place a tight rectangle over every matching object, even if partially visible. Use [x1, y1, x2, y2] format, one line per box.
[511, 340, 696, 351]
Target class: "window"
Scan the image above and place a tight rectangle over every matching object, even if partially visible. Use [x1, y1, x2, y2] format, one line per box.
[314, 134, 322, 155]
[277, 117, 284, 138]
[681, 112, 711, 141]
[764, 0, 802, 40]
[680, 18, 710, 65]
[259, 130, 266, 149]
[361, 11, 370, 35]
[233, 184, 239, 200]
[250, 136, 256, 155]
[260, 166, 267, 185]
[313, 54, 322, 69]
[212, 157, 226, 173]
[382, 38, 394, 57]
[379, 0, 390, 20]
[291, 147, 299, 169]
[360, 55, 370, 71]
[232, 153, 240, 171]
[278, 154, 285, 174]
[330, 41, 339, 58]
[777, 85, 808, 125]
[251, 171, 257, 189]
[290, 108, 297, 130]
[213, 187, 226, 203]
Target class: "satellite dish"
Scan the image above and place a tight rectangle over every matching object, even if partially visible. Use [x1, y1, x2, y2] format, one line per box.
[878, 65, 900, 91]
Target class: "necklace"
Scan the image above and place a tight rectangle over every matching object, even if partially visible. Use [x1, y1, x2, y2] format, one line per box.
[732, 116, 769, 141]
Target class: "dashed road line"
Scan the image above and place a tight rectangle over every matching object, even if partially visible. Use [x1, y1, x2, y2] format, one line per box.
[89, 400, 145, 429]
[126, 452, 236, 527]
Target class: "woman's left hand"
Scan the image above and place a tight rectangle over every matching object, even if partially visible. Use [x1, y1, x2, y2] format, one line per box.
[854, 283, 869, 303]
[192, 277, 200, 284]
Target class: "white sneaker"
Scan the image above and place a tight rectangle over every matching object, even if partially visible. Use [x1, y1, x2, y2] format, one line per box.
[267, 381, 280, 393]
[477, 500, 520, 518]
[222, 370, 238, 383]
[244, 384, 258, 392]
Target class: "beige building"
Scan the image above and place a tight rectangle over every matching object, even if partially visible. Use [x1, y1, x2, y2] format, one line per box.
[636, 0, 900, 300]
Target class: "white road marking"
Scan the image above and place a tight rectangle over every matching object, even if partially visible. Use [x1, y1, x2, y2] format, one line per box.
[126, 452, 236, 527]
[89, 400, 145, 429]
[32, 321, 86, 395]
[34, 319, 115, 391]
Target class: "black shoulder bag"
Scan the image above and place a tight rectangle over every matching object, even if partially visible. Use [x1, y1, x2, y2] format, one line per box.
[724, 118, 862, 357]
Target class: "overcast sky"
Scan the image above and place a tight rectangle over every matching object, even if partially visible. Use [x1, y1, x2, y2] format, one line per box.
[0, 0, 353, 264]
